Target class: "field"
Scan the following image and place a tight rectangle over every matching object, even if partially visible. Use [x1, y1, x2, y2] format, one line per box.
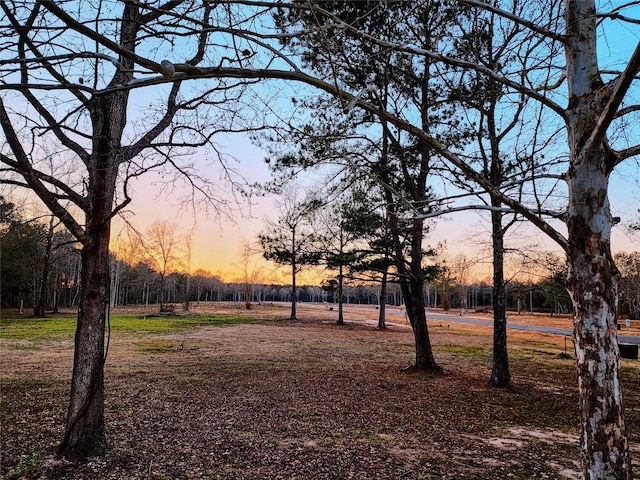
[1, 303, 639, 480]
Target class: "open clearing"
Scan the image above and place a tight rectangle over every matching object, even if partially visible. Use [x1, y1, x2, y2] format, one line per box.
[1, 303, 639, 480]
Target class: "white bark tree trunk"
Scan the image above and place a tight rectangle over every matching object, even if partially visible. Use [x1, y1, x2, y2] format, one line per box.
[564, 1, 631, 478]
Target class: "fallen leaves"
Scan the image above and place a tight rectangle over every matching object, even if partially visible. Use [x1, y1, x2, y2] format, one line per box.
[2, 304, 639, 479]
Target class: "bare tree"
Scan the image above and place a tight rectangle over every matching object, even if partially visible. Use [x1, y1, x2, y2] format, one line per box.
[629, 209, 640, 232]
[183, 233, 193, 311]
[0, 1, 256, 461]
[137, 220, 185, 312]
[450, 254, 473, 314]
[234, 239, 264, 309]
[259, 185, 323, 320]
[615, 251, 640, 321]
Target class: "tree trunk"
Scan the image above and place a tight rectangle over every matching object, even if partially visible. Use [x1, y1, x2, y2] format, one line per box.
[488, 208, 511, 387]
[110, 256, 120, 308]
[382, 165, 438, 370]
[399, 4, 439, 372]
[34, 216, 55, 317]
[400, 276, 438, 371]
[158, 273, 166, 312]
[52, 269, 60, 314]
[567, 158, 629, 479]
[337, 264, 344, 325]
[400, 218, 439, 371]
[563, 1, 632, 476]
[290, 280, 297, 319]
[57, 68, 124, 461]
[290, 230, 297, 320]
[378, 268, 388, 329]
[184, 273, 191, 311]
[57, 220, 110, 461]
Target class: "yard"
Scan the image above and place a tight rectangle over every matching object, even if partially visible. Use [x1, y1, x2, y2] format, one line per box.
[1, 303, 639, 479]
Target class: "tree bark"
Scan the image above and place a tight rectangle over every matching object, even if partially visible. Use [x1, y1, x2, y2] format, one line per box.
[57, 237, 109, 461]
[34, 216, 55, 318]
[567, 167, 629, 479]
[381, 156, 439, 370]
[566, 157, 629, 480]
[399, 217, 439, 371]
[488, 207, 511, 387]
[400, 276, 438, 371]
[397, 8, 440, 372]
[378, 268, 388, 329]
[337, 264, 345, 325]
[56, 38, 126, 457]
[58, 95, 117, 459]
[564, 1, 631, 477]
[290, 226, 297, 320]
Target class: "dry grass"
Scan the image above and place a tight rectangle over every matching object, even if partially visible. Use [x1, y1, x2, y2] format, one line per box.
[1, 302, 639, 480]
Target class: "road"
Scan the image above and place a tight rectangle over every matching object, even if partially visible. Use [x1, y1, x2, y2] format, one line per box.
[422, 311, 640, 346]
[303, 303, 640, 345]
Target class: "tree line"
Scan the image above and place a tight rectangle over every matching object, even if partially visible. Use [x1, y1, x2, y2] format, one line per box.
[5, 196, 638, 321]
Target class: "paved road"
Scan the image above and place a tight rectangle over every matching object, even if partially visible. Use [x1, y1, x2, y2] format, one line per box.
[423, 312, 640, 346]
[305, 303, 640, 346]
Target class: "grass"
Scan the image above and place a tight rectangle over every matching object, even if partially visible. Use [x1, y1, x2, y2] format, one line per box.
[136, 340, 180, 353]
[2, 304, 638, 479]
[0, 316, 77, 339]
[0, 313, 264, 339]
[437, 344, 486, 357]
[3, 451, 46, 480]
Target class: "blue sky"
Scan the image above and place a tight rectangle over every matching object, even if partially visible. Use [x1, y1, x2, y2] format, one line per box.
[114, 1, 640, 280]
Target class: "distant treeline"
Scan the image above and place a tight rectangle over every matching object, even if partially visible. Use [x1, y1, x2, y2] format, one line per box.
[2, 198, 638, 319]
[4, 245, 626, 317]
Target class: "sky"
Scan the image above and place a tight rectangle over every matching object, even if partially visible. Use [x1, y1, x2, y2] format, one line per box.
[2, 1, 638, 293]
[112, 135, 275, 282]
[103, 1, 640, 284]
[113, 131, 640, 285]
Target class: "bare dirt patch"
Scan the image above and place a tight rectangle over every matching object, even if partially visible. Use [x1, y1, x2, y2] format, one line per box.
[2, 303, 639, 479]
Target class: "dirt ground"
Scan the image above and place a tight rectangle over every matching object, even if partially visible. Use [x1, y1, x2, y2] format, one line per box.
[1, 303, 639, 480]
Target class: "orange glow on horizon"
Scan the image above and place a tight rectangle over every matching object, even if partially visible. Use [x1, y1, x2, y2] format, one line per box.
[112, 196, 639, 287]
[111, 143, 639, 286]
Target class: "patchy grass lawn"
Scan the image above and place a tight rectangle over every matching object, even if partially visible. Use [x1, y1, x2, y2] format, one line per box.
[1, 303, 639, 480]
[0, 312, 266, 339]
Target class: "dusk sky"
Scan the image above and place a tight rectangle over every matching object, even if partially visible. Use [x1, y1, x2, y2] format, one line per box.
[114, 133, 640, 284]
[110, 2, 640, 284]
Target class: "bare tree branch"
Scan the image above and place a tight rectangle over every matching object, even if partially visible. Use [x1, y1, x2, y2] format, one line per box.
[38, 0, 174, 80]
[456, 0, 566, 42]
[587, 40, 640, 166]
[614, 104, 640, 118]
[117, 64, 571, 250]
[616, 144, 640, 162]
[417, 204, 563, 219]
[0, 98, 86, 241]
